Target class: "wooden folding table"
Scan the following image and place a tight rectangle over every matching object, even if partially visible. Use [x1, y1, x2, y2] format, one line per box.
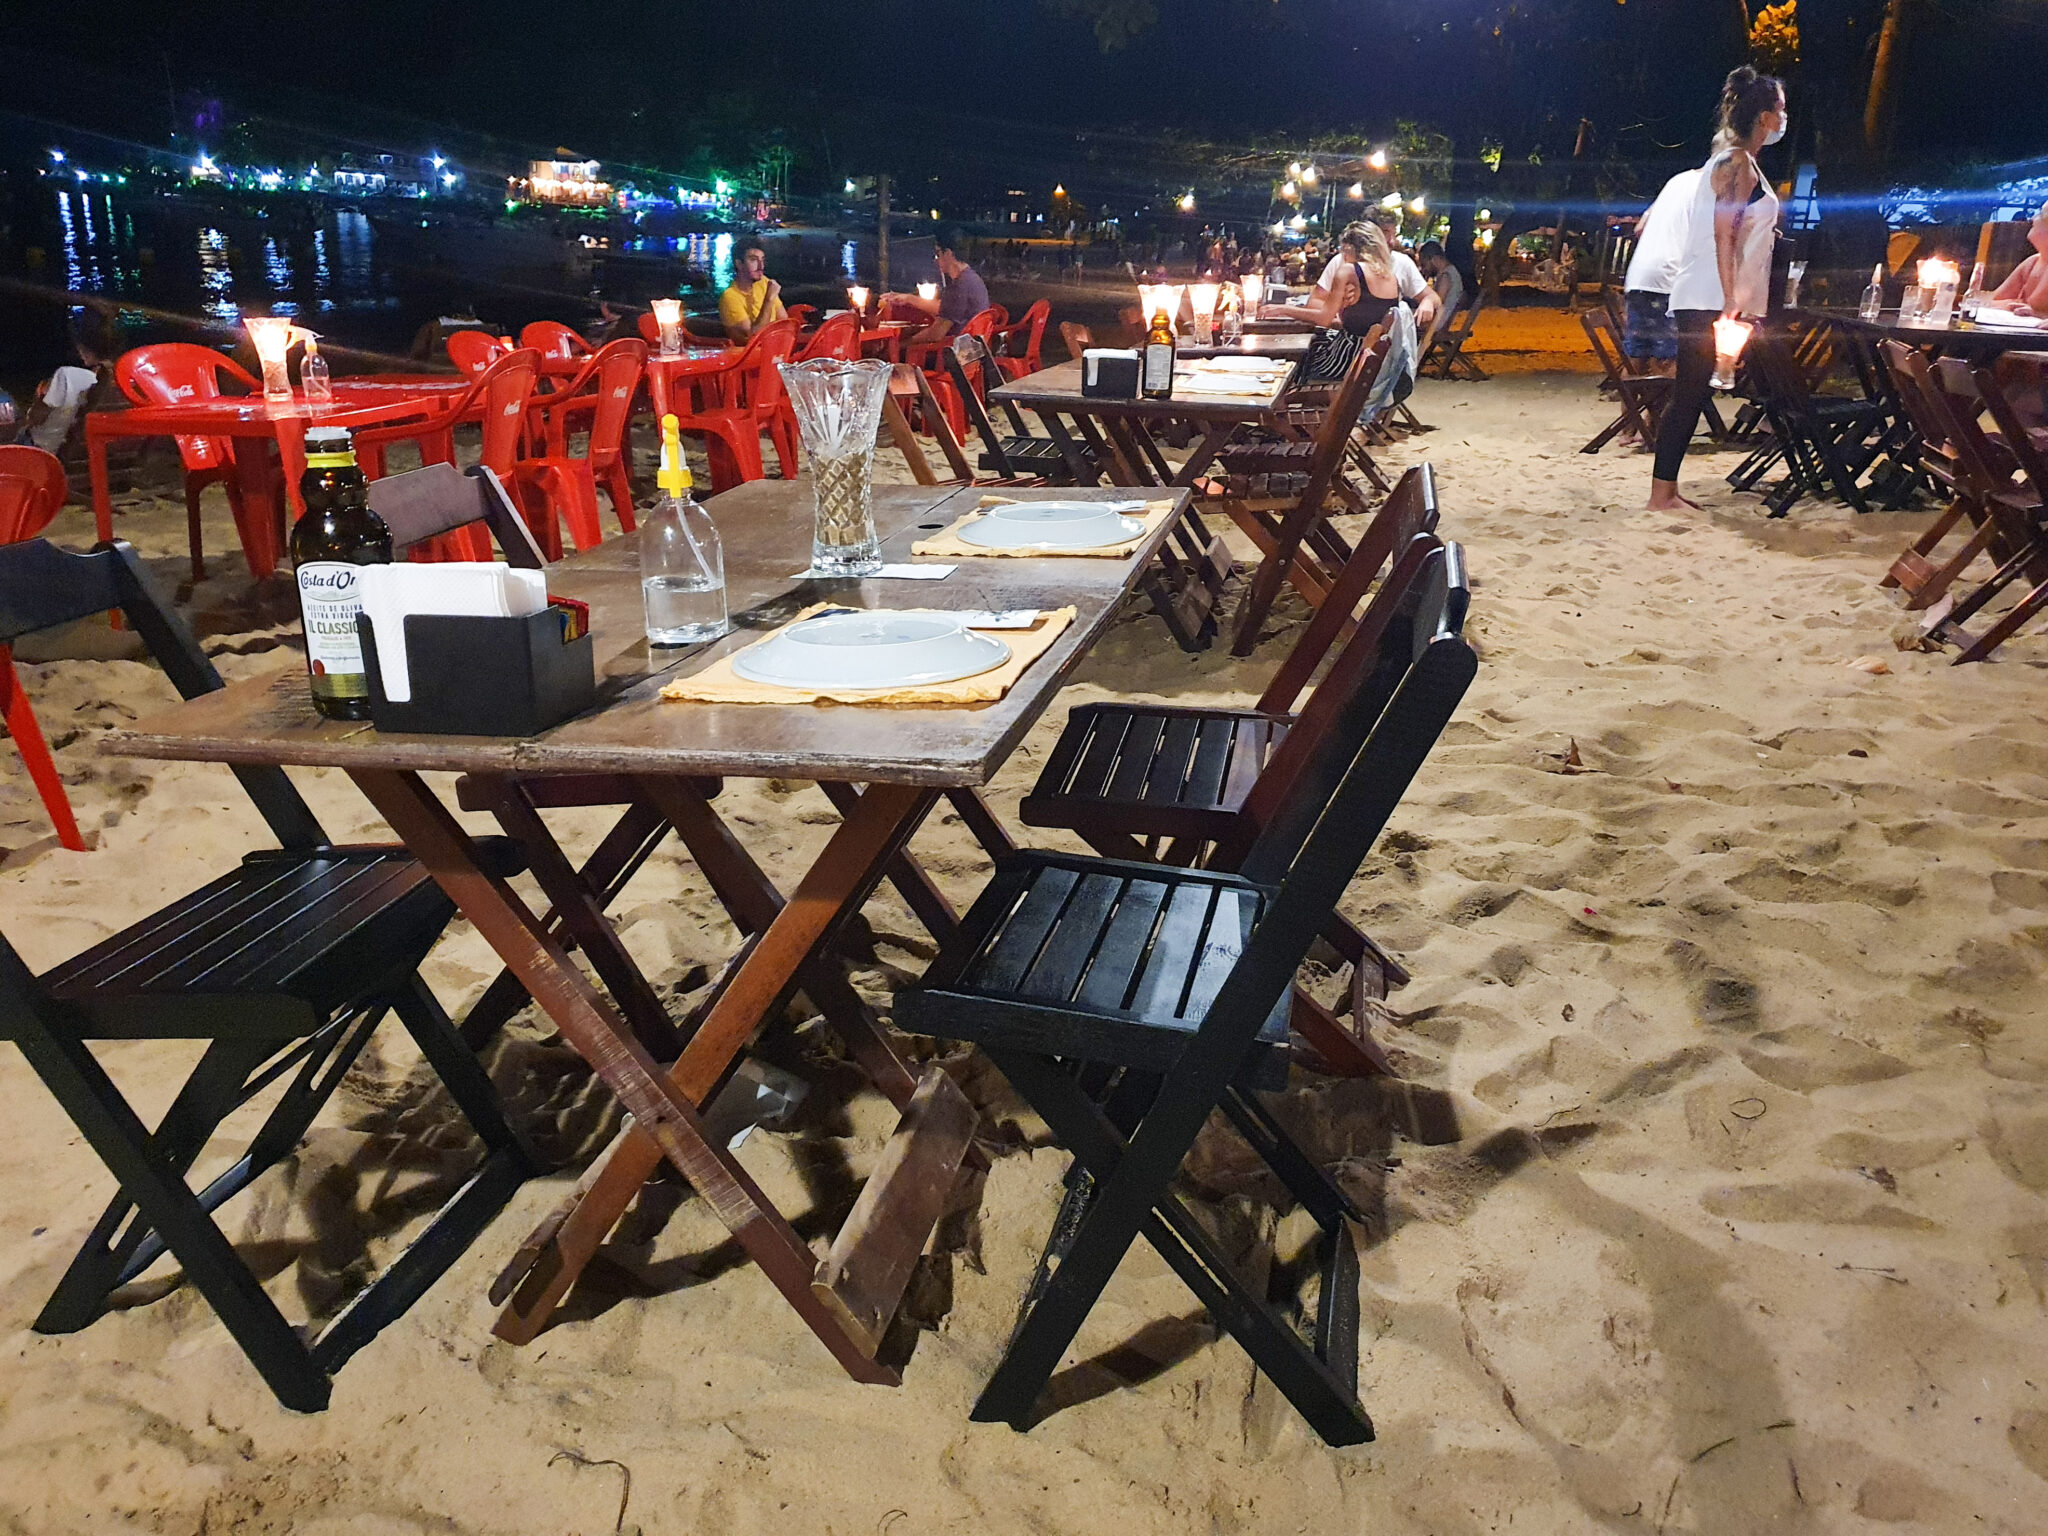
[102, 480, 1184, 1384]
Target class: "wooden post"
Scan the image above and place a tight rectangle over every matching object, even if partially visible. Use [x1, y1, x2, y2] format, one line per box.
[878, 174, 891, 293]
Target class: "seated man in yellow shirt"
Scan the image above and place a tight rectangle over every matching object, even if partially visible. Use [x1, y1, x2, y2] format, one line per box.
[718, 239, 787, 342]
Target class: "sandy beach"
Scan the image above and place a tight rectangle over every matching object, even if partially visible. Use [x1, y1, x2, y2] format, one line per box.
[2, 360, 2046, 1535]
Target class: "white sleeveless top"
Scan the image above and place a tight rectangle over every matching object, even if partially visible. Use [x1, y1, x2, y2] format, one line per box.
[1668, 150, 1779, 316]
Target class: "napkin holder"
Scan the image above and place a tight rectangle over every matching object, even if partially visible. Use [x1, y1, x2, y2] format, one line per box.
[356, 607, 593, 736]
[1081, 348, 1140, 399]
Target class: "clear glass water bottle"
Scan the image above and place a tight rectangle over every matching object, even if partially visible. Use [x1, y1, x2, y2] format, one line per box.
[301, 335, 332, 411]
[641, 414, 727, 646]
[1962, 260, 1988, 320]
[1859, 262, 1885, 322]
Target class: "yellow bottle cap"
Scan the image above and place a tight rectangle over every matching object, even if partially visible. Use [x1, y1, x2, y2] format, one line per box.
[657, 413, 693, 495]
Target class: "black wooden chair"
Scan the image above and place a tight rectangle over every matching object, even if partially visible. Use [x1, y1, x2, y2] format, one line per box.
[943, 336, 1078, 482]
[1579, 309, 1672, 454]
[1737, 331, 1888, 516]
[1018, 468, 1445, 1072]
[1418, 286, 1488, 381]
[0, 538, 532, 1411]
[896, 543, 1475, 1447]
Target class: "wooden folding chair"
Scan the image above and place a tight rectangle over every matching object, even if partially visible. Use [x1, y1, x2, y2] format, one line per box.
[1740, 332, 1888, 516]
[944, 336, 1082, 482]
[1877, 341, 2011, 611]
[1418, 287, 1487, 380]
[1924, 362, 2048, 663]
[0, 539, 531, 1411]
[1579, 310, 1672, 454]
[1020, 481, 1446, 1073]
[1207, 334, 1384, 654]
[896, 544, 1476, 1446]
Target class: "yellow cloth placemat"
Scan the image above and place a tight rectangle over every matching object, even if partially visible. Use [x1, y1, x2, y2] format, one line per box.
[911, 496, 1178, 559]
[659, 604, 1077, 707]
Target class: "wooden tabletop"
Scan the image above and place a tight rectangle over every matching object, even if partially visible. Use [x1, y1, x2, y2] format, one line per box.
[103, 482, 1183, 787]
[991, 360, 1290, 423]
[1793, 307, 2048, 357]
[1177, 332, 1311, 360]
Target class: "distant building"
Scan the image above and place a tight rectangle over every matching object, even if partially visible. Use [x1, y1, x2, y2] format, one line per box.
[520, 154, 618, 208]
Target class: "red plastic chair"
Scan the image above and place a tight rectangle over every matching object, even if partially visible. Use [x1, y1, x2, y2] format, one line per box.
[906, 310, 1001, 442]
[446, 330, 513, 378]
[352, 349, 542, 561]
[113, 344, 276, 581]
[514, 338, 646, 557]
[785, 303, 820, 331]
[519, 321, 594, 366]
[668, 321, 801, 492]
[0, 446, 85, 851]
[992, 300, 1050, 381]
[795, 312, 863, 363]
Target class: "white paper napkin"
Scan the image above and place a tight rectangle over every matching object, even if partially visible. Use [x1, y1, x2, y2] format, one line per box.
[359, 562, 548, 702]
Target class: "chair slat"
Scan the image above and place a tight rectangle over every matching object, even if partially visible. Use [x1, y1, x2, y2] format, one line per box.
[1076, 878, 1170, 1013]
[1130, 880, 1220, 1021]
[1105, 715, 1168, 802]
[48, 861, 333, 992]
[1180, 717, 1237, 811]
[973, 865, 1082, 994]
[1144, 716, 1202, 807]
[1020, 871, 1127, 1004]
[1066, 707, 1131, 799]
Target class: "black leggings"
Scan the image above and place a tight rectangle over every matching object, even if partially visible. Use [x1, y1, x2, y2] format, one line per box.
[1652, 308, 1718, 482]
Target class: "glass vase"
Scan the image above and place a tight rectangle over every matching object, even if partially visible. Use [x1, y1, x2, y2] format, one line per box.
[778, 358, 894, 576]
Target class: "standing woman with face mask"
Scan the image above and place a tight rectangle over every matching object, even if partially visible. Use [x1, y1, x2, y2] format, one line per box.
[1648, 65, 1786, 511]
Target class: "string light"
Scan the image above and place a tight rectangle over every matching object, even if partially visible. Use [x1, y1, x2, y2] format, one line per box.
[1367, 149, 1389, 172]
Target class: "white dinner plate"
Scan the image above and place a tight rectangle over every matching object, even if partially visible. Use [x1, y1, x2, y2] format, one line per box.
[731, 609, 1011, 689]
[957, 500, 1146, 551]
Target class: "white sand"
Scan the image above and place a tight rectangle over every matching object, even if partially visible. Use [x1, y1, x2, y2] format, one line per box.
[2, 374, 2046, 1533]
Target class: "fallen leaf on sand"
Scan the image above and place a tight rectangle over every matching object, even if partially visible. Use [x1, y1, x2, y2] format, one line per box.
[1845, 655, 1892, 675]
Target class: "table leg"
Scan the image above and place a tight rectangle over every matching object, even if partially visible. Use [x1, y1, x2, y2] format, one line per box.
[350, 767, 900, 1384]
[1035, 410, 1097, 485]
[88, 420, 115, 548]
[1123, 419, 1178, 485]
[1101, 418, 1162, 488]
[486, 777, 939, 1347]
[1073, 413, 1140, 486]
[273, 416, 310, 519]
[1170, 424, 1239, 488]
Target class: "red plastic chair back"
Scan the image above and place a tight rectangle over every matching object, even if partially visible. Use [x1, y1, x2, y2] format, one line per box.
[520, 321, 592, 363]
[575, 338, 647, 471]
[475, 349, 542, 477]
[114, 344, 260, 473]
[635, 312, 661, 346]
[796, 312, 863, 363]
[734, 320, 801, 417]
[446, 330, 510, 377]
[0, 446, 68, 545]
[1008, 300, 1050, 372]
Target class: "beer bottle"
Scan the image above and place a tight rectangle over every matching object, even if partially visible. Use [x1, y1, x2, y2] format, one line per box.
[1141, 303, 1176, 399]
[290, 426, 391, 720]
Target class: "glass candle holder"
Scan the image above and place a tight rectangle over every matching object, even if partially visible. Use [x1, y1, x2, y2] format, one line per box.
[244, 317, 296, 406]
[1918, 258, 1961, 326]
[917, 282, 939, 304]
[1137, 283, 1185, 338]
[1187, 282, 1221, 345]
[847, 285, 870, 321]
[1710, 316, 1753, 392]
[649, 298, 684, 357]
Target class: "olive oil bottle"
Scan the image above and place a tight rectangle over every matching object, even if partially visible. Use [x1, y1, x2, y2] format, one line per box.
[1141, 304, 1176, 399]
[290, 426, 391, 720]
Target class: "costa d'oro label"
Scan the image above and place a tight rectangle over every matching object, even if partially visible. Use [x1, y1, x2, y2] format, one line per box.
[290, 426, 391, 720]
[296, 562, 369, 697]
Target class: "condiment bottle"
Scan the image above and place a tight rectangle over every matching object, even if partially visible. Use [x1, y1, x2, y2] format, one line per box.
[291, 426, 391, 719]
[641, 414, 727, 646]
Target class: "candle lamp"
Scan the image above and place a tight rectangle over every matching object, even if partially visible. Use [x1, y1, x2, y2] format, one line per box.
[244, 317, 296, 407]
[1917, 257, 1961, 326]
[1240, 272, 1264, 313]
[916, 282, 939, 304]
[649, 298, 683, 357]
[1187, 282, 1221, 345]
[847, 285, 870, 321]
[1137, 283, 1185, 337]
[1710, 316, 1753, 392]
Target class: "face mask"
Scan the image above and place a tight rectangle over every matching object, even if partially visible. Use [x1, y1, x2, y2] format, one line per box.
[1763, 117, 1786, 146]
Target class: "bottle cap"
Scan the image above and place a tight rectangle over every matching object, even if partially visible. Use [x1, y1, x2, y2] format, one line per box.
[304, 425, 354, 465]
[657, 413, 693, 495]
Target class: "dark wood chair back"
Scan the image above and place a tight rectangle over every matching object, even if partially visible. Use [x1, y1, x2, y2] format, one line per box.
[365, 463, 548, 567]
[0, 540, 323, 847]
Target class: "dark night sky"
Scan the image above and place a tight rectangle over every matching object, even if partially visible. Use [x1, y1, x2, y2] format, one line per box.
[12, 1, 2048, 198]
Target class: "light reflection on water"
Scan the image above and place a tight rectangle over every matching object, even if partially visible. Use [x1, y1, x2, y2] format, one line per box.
[56, 193, 83, 291]
[198, 227, 237, 321]
[262, 237, 296, 315]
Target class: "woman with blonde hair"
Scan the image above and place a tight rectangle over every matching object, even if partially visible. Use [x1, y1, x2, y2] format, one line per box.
[1648, 65, 1785, 510]
[1262, 220, 1408, 383]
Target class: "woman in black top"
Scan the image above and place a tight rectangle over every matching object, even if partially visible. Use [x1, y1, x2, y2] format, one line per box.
[1261, 221, 1406, 381]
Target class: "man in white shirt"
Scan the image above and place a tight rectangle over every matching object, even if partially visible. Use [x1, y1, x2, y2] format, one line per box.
[1620, 167, 1702, 365]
